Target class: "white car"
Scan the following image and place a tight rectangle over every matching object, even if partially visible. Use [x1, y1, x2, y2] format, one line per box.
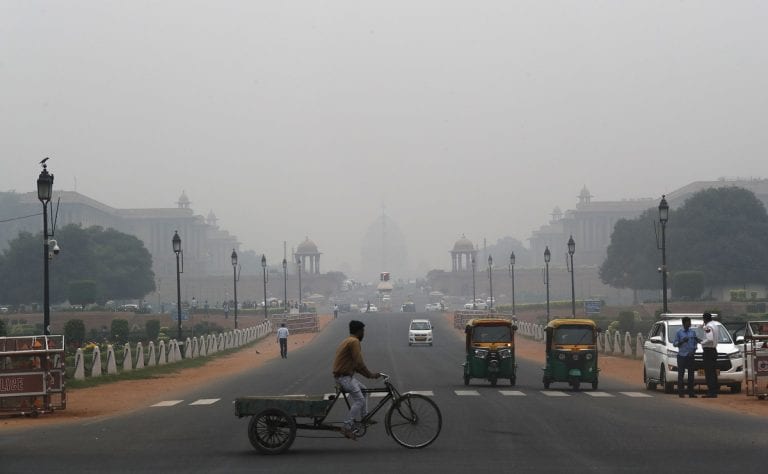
[409, 319, 433, 346]
[643, 314, 744, 394]
[425, 303, 442, 312]
[463, 299, 488, 310]
[364, 305, 378, 313]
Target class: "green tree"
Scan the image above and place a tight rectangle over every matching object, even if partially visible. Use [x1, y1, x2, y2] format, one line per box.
[64, 319, 86, 347]
[672, 271, 704, 300]
[68, 280, 98, 308]
[599, 209, 659, 291]
[110, 319, 130, 344]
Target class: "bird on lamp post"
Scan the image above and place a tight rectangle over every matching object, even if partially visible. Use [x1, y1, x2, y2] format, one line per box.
[37, 161, 54, 335]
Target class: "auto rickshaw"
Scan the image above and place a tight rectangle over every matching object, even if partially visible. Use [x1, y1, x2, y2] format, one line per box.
[463, 318, 517, 386]
[543, 319, 599, 391]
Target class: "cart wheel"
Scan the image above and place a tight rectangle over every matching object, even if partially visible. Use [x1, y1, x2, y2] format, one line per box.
[248, 409, 297, 455]
[386, 394, 442, 449]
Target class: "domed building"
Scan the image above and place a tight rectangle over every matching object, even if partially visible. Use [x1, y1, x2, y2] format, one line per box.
[450, 234, 477, 272]
[295, 237, 321, 274]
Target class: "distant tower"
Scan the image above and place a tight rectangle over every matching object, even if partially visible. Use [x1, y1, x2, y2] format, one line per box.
[177, 191, 191, 209]
[578, 186, 592, 205]
[206, 210, 218, 227]
[450, 235, 477, 272]
[296, 237, 321, 274]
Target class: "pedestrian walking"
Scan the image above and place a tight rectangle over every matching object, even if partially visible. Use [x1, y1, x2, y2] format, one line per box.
[334, 304, 339, 319]
[277, 323, 289, 359]
[672, 316, 698, 398]
[701, 312, 719, 398]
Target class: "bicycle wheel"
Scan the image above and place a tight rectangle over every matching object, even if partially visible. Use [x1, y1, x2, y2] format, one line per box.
[248, 408, 297, 454]
[385, 394, 442, 449]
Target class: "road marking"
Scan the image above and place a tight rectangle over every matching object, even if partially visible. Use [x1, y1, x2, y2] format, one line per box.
[406, 390, 434, 396]
[499, 390, 526, 396]
[283, 394, 306, 397]
[541, 391, 570, 397]
[190, 398, 220, 405]
[151, 400, 183, 407]
[454, 390, 480, 396]
[620, 392, 653, 398]
[585, 392, 614, 397]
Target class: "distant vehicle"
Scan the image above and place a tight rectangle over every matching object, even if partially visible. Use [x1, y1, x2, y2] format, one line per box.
[401, 303, 416, 312]
[409, 319, 433, 346]
[0, 307, 8, 314]
[425, 303, 441, 312]
[464, 300, 488, 310]
[365, 305, 378, 313]
[119, 304, 140, 312]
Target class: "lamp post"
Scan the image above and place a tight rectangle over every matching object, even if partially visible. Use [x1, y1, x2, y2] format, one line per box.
[282, 258, 288, 311]
[231, 249, 239, 329]
[544, 246, 551, 323]
[508, 252, 516, 317]
[296, 256, 302, 310]
[488, 255, 494, 310]
[567, 235, 576, 318]
[37, 161, 54, 335]
[172, 231, 183, 341]
[471, 255, 477, 309]
[659, 195, 669, 313]
[261, 254, 268, 319]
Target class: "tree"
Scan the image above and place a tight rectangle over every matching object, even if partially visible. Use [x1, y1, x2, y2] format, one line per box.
[110, 319, 130, 344]
[672, 271, 704, 300]
[68, 280, 98, 308]
[64, 319, 86, 347]
[599, 209, 660, 290]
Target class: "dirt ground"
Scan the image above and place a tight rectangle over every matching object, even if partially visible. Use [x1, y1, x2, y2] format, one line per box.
[2, 313, 766, 431]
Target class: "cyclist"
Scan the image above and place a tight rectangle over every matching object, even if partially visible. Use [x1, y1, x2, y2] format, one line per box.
[332, 320, 381, 440]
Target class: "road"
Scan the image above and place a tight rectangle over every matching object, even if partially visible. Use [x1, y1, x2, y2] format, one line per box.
[1, 311, 765, 473]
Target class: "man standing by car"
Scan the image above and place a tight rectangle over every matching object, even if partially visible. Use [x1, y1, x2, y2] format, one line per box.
[672, 316, 698, 398]
[701, 312, 719, 398]
[332, 320, 381, 440]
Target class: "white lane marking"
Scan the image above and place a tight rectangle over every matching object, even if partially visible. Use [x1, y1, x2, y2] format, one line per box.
[454, 390, 481, 396]
[406, 391, 434, 396]
[541, 391, 570, 397]
[620, 392, 654, 398]
[585, 392, 614, 397]
[283, 394, 306, 397]
[151, 400, 184, 407]
[190, 398, 220, 405]
[499, 390, 526, 396]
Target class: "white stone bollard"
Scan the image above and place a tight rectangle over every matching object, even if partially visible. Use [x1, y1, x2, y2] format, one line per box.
[185, 337, 193, 359]
[136, 342, 145, 369]
[613, 331, 622, 356]
[123, 342, 133, 372]
[74, 348, 85, 380]
[636, 333, 645, 359]
[158, 340, 167, 365]
[174, 340, 182, 361]
[148, 341, 157, 366]
[623, 332, 633, 358]
[91, 346, 102, 377]
[106, 344, 118, 375]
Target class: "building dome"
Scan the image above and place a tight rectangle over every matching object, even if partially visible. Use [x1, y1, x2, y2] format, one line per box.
[297, 237, 319, 254]
[177, 190, 191, 209]
[452, 235, 474, 252]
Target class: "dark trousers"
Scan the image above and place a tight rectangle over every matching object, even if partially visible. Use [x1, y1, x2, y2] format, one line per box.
[677, 355, 695, 395]
[279, 338, 288, 358]
[702, 347, 718, 395]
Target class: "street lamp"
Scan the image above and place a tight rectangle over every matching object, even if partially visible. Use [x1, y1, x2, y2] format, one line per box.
[544, 246, 551, 323]
[296, 256, 303, 310]
[471, 255, 477, 309]
[282, 258, 288, 311]
[508, 252, 516, 317]
[37, 161, 54, 335]
[658, 195, 669, 313]
[261, 254, 268, 319]
[231, 249, 239, 329]
[172, 231, 183, 341]
[488, 255, 494, 310]
[567, 235, 576, 318]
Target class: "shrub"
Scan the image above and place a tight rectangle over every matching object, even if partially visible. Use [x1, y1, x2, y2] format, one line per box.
[110, 319, 130, 344]
[617, 311, 635, 334]
[64, 319, 86, 347]
[145, 319, 160, 340]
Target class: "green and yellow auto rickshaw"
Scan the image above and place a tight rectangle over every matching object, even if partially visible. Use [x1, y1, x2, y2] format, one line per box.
[463, 318, 517, 386]
[543, 319, 599, 391]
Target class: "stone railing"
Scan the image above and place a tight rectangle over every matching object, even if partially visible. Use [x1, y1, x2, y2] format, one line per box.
[516, 321, 645, 359]
[72, 320, 272, 381]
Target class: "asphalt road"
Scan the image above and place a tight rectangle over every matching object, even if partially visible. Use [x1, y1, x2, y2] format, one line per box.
[1, 312, 765, 473]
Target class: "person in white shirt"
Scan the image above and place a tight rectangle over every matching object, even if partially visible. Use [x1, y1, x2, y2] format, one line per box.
[701, 312, 719, 398]
[277, 323, 290, 359]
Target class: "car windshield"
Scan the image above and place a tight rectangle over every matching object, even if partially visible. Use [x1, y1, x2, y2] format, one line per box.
[472, 325, 512, 342]
[667, 323, 733, 344]
[553, 326, 594, 345]
[410, 322, 431, 330]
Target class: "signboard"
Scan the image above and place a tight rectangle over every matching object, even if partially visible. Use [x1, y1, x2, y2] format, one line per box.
[0, 372, 46, 396]
[584, 299, 602, 315]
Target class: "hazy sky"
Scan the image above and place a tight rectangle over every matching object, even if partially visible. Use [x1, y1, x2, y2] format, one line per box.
[3, 1, 767, 276]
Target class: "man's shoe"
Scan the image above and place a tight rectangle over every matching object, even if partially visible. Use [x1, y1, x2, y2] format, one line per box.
[340, 426, 358, 440]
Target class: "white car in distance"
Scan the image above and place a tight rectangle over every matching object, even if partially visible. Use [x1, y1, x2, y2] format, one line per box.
[409, 319, 433, 346]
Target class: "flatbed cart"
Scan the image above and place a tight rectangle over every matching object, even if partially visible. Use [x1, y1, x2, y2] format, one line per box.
[744, 321, 768, 399]
[0, 335, 66, 416]
[234, 373, 441, 454]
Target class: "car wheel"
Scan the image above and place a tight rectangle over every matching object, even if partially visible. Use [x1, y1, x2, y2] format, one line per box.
[661, 367, 674, 394]
[730, 383, 742, 394]
[644, 367, 657, 391]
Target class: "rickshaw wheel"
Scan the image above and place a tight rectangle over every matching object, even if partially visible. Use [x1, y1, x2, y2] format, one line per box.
[248, 408, 297, 455]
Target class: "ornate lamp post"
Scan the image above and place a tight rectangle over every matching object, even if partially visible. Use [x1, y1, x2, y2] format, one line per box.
[544, 246, 551, 323]
[471, 255, 477, 309]
[508, 252, 516, 317]
[172, 231, 183, 340]
[231, 249, 239, 329]
[659, 195, 669, 313]
[296, 256, 303, 310]
[567, 235, 576, 318]
[282, 258, 288, 311]
[261, 254, 268, 319]
[36, 161, 54, 335]
[487, 255, 494, 310]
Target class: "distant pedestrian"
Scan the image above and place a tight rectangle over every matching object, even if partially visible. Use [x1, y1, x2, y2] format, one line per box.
[701, 312, 719, 397]
[224, 302, 229, 319]
[334, 304, 339, 319]
[672, 316, 698, 398]
[277, 323, 289, 358]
